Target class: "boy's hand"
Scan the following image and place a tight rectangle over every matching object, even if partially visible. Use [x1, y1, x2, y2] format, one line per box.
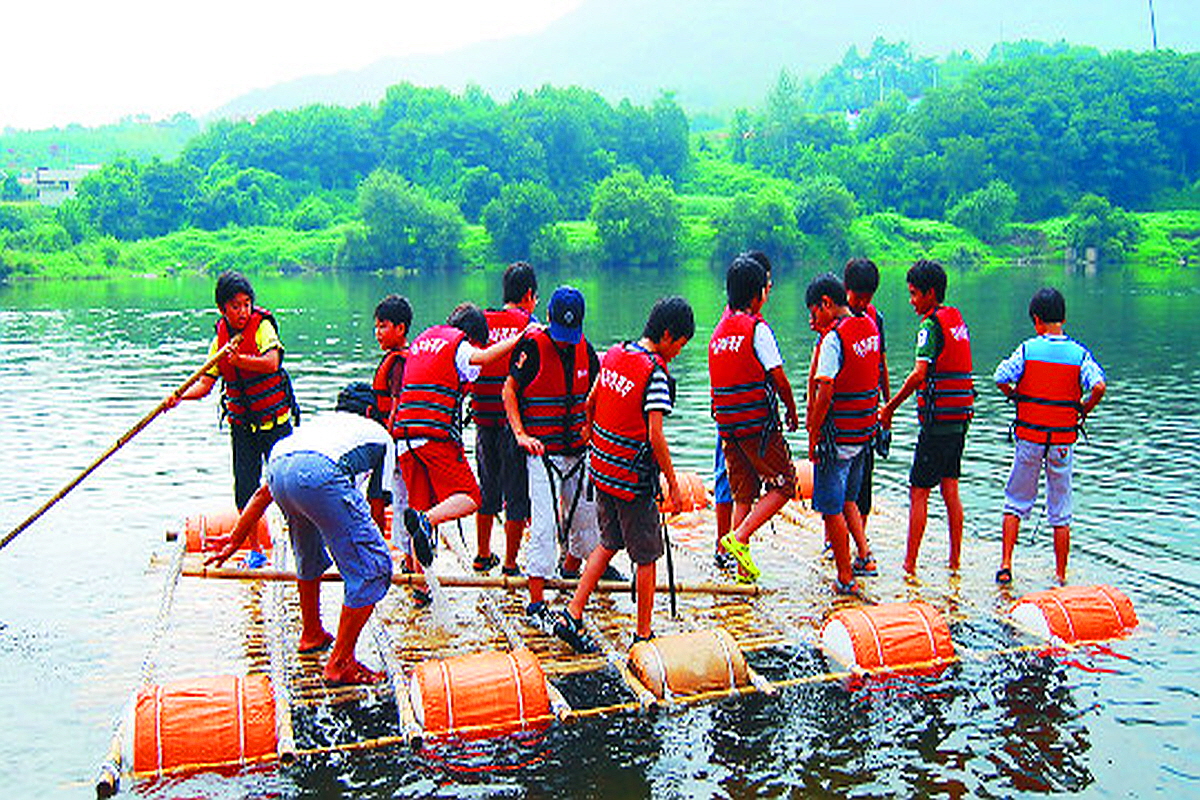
[784, 407, 799, 432]
[205, 544, 236, 569]
[664, 480, 684, 514]
[515, 431, 544, 456]
[879, 403, 895, 429]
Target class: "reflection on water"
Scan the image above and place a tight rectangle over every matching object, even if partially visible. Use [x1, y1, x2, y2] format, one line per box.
[1, 263, 1199, 797]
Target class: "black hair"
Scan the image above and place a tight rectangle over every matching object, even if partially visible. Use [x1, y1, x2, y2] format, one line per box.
[502, 261, 538, 305]
[744, 249, 772, 277]
[843, 257, 879, 294]
[906, 259, 947, 302]
[805, 272, 847, 308]
[447, 302, 489, 347]
[335, 381, 375, 416]
[1028, 287, 1066, 324]
[215, 271, 254, 308]
[643, 296, 695, 342]
[725, 255, 768, 310]
[374, 294, 412, 328]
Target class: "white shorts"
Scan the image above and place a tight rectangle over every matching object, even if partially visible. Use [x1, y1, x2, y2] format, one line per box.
[1003, 439, 1075, 526]
[526, 452, 600, 579]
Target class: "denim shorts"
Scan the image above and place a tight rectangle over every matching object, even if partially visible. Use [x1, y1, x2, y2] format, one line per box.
[812, 447, 867, 517]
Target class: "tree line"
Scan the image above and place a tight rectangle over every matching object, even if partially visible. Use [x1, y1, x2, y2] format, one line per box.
[4, 41, 1198, 273]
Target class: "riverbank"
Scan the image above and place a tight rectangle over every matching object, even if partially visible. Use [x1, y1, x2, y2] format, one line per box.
[2, 205, 1198, 281]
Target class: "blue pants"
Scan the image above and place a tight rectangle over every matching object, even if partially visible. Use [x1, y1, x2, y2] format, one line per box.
[266, 451, 392, 608]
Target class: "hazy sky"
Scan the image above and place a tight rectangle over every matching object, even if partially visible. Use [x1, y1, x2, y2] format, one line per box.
[1, 0, 583, 130]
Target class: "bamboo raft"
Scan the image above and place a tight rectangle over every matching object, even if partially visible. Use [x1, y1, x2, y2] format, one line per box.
[95, 483, 1140, 795]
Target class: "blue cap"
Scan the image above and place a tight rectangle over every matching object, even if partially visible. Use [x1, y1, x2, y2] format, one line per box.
[547, 286, 585, 344]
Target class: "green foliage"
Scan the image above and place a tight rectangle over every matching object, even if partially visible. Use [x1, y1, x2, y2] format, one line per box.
[480, 181, 561, 262]
[589, 169, 681, 267]
[1, 173, 24, 201]
[357, 169, 465, 270]
[290, 195, 335, 231]
[0, 114, 199, 173]
[75, 159, 144, 240]
[1065, 193, 1141, 258]
[946, 180, 1018, 243]
[711, 186, 804, 267]
[794, 175, 858, 240]
[454, 166, 503, 224]
[193, 163, 292, 230]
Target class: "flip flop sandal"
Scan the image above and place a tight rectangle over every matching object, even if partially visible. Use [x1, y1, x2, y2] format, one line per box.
[325, 661, 386, 686]
[472, 553, 499, 573]
[298, 632, 334, 655]
[719, 533, 760, 582]
[833, 578, 861, 597]
[852, 555, 878, 577]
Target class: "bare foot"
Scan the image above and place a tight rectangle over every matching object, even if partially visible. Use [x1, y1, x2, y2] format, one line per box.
[323, 660, 386, 686]
[298, 631, 334, 654]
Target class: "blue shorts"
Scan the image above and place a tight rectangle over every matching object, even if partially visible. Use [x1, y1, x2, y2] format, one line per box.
[812, 447, 867, 517]
[266, 451, 393, 608]
[1004, 439, 1075, 526]
[712, 439, 732, 505]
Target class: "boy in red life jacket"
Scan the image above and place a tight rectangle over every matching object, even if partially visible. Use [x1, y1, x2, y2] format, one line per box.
[806, 273, 881, 595]
[472, 263, 538, 577]
[554, 297, 694, 652]
[368, 294, 411, 547]
[994, 287, 1106, 585]
[503, 286, 603, 632]
[710, 255, 800, 583]
[879, 260, 973, 576]
[168, 271, 298, 570]
[843, 257, 891, 575]
[394, 303, 533, 571]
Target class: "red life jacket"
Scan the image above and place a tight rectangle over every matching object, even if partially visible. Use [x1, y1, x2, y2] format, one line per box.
[1014, 342, 1084, 445]
[393, 326, 468, 443]
[216, 307, 295, 429]
[828, 314, 881, 446]
[590, 343, 669, 500]
[863, 303, 888, 391]
[709, 308, 775, 441]
[519, 329, 592, 455]
[917, 306, 975, 425]
[471, 307, 531, 428]
[371, 348, 406, 428]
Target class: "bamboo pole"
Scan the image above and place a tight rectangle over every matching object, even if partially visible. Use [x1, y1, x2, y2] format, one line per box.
[3, 333, 243, 553]
[182, 565, 765, 597]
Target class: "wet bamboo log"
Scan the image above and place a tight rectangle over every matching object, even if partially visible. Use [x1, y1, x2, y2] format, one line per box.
[182, 565, 765, 596]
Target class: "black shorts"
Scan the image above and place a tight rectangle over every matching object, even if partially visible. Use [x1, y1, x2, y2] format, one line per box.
[855, 444, 874, 516]
[596, 491, 663, 566]
[475, 425, 530, 520]
[909, 427, 966, 489]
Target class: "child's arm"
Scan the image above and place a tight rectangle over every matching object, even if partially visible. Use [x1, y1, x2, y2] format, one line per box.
[1081, 381, 1106, 417]
[767, 366, 800, 431]
[469, 322, 539, 366]
[879, 361, 928, 428]
[807, 379, 834, 461]
[504, 375, 544, 456]
[205, 484, 273, 567]
[647, 410, 682, 512]
[169, 373, 217, 406]
[226, 347, 281, 374]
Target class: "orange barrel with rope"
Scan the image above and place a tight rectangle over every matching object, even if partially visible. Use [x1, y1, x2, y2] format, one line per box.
[1009, 584, 1138, 644]
[627, 628, 751, 700]
[822, 602, 955, 672]
[125, 673, 277, 776]
[659, 470, 710, 513]
[181, 508, 271, 554]
[409, 648, 552, 740]
[793, 459, 814, 501]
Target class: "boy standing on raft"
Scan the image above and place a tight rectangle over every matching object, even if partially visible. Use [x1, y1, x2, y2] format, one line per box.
[555, 297, 694, 651]
[503, 286, 601, 631]
[206, 384, 395, 685]
[805, 274, 881, 595]
[844, 258, 891, 560]
[393, 303, 531, 570]
[880, 260, 974, 576]
[472, 263, 538, 576]
[994, 287, 1106, 585]
[170, 271, 299, 570]
[710, 255, 800, 583]
[368, 294, 411, 557]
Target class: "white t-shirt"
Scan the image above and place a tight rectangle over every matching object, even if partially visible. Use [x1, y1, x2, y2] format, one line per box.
[271, 412, 398, 498]
[753, 321, 784, 372]
[813, 327, 864, 460]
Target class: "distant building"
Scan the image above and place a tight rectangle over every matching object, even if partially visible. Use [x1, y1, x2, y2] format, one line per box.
[34, 165, 99, 206]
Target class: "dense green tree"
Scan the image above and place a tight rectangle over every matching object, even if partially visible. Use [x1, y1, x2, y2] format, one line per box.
[589, 169, 681, 267]
[290, 195, 334, 231]
[794, 175, 858, 240]
[75, 159, 144, 240]
[480, 181, 561, 262]
[192, 164, 291, 230]
[454, 166, 503, 224]
[946, 180, 1018, 242]
[711, 186, 803, 267]
[357, 168, 465, 270]
[1064, 193, 1141, 258]
[139, 158, 200, 236]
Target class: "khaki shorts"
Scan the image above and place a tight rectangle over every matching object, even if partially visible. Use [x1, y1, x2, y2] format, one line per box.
[722, 432, 797, 503]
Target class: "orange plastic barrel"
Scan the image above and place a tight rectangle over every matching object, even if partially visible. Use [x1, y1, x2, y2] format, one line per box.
[183, 509, 271, 554]
[822, 602, 955, 671]
[128, 673, 277, 776]
[793, 459, 814, 501]
[628, 628, 751, 700]
[409, 648, 551, 739]
[1010, 584, 1138, 644]
[659, 470, 710, 513]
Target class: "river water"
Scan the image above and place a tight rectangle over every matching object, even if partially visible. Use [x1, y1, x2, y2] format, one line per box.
[1, 262, 1198, 797]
